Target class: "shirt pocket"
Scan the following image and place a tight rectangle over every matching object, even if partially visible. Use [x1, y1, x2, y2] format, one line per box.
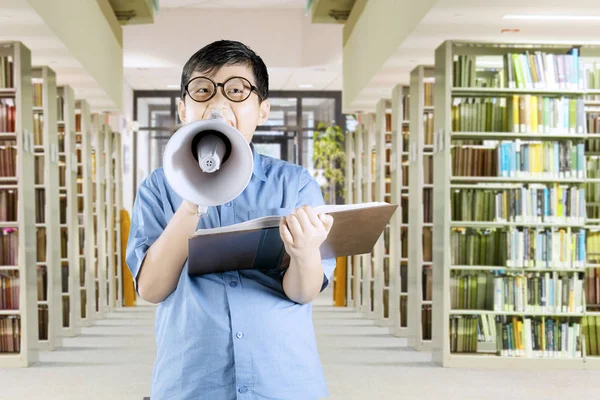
[248, 207, 294, 220]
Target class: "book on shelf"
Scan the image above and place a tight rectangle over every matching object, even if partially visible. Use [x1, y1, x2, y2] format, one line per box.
[62, 296, 70, 328]
[451, 140, 585, 179]
[0, 56, 14, 89]
[588, 113, 600, 153]
[0, 99, 15, 133]
[0, 316, 20, 353]
[422, 305, 432, 340]
[188, 202, 397, 276]
[0, 271, 19, 309]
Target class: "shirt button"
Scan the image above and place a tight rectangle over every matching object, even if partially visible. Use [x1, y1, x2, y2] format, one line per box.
[225, 202, 232, 207]
[229, 281, 238, 288]
[238, 386, 248, 394]
[236, 332, 244, 339]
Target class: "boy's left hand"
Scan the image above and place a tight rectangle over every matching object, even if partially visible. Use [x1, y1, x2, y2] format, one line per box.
[279, 205, 334, 261]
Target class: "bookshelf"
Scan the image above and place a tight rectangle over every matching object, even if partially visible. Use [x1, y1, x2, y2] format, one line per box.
[360, 114, 376, 318]
[113, 131, 123, 308]
[92, 117, 107, 318]
[350, 118, 363, 310]
[432, 40, 600, 368]
[583, 64, 600, 365]
[374, 99, 392, 326]
[57, 85, 80, 336]
[345, 127, 355, 308]
[32, 66, 61, 351]
[104, 128, 115, 310]
[75, 100, 95, 326]
[0, 41, 38, 367]
[408, 65, 435, 351]
[388, 85, 410, 337]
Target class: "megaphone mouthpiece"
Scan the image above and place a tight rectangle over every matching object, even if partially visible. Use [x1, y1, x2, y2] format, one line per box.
[196, 134, 226, 173]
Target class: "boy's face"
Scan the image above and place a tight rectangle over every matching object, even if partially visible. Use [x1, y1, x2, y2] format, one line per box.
[177, 64, 270, 143]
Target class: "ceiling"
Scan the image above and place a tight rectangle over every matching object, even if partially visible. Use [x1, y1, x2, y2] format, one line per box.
[122, 5, 343, 92]
[160, 0, 306, 8]
[350, 0, 600, 112]
[0, 0, 114, 111]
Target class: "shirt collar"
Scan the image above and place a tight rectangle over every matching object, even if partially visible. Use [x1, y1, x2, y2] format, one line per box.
[251, 143, 267, 182]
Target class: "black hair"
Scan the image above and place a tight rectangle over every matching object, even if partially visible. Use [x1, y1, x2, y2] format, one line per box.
[180, 40, 269, 102]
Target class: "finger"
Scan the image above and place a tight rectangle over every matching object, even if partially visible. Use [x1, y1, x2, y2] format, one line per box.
[294, 208, 313, 231]
[286, 214, 303, 239]
[302, 205, 323, 228]
[279, 218, 294, 245]
[319, 214, 334, 233]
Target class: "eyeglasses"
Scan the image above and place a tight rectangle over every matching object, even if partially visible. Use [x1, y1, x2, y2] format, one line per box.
[184, 76, 263, 103]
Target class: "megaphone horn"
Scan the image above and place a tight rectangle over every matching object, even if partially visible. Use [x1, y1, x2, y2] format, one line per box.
[162, 110, 254, 211]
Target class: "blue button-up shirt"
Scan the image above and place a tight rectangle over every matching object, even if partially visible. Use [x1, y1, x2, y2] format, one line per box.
[126, 147, 336, 400]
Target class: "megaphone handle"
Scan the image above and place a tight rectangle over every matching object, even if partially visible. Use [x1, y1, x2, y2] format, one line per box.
[197, 205, 209, 218]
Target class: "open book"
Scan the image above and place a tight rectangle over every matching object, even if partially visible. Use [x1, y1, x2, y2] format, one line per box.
[188, 202, 397, 276]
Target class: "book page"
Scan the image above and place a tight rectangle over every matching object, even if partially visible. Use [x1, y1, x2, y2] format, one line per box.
[191, 202, 391, 237]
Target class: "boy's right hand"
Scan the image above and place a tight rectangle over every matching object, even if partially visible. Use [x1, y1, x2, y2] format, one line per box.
[180, 199, 200, 216]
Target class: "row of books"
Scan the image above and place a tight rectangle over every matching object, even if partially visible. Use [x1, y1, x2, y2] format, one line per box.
[452, 96, 588, 134]
[451, 271, 585, 313]
[56, 95, 64, 122]
[496, 316, 581, 358]
[36, 267, 47, 301]
[0, 272, 18, 309]
[34, 156, 43, 185]
[0, 316, 20, 353]
[424, 82, 434, 107]
[451, 186, 587, 224]
[60, 229, 68, 259]
[33, 113, 44, 146]
[35, 189, 45, 224]
[0, 190, 17, 222]
[0, 228, 17, 265]
[590, 232, 600, 264]
[451, 141, 586, 179]
[454, 51, 586, 91]
[38, 304, 48, 341]
[586, 64, 600, 99]
[584, 316, 600, 355]
[0, 99, 15, 133]
[36, 227, 46, 262]
[424, 188, 433, 223]
[423, 112, 434, 145]
[59, 197, 67, 224]
[588, 113, 600, 153]
[59, 165, 66, 187]
[422, 304, 432, 341]
[33, 82, 42, 108]
[62, 297, 70, 328]
[451, 228, 587, 268]
[586, 269, 600, 307]
[422, 266, 433, 301]
[0, 56, 13, 89]
[0, 141, 16, 177]
[61, 264, 69, 294]
[450, 314, 582, 358]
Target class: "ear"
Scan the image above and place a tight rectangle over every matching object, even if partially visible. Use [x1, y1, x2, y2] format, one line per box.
[177, 98, 187, 124]
[257, 99, 270, 125]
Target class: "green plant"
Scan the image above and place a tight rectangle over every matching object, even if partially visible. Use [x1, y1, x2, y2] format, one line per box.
[312, 122, 346, 202]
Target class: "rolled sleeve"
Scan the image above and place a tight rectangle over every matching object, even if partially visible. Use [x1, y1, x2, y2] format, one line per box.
[125, 173, 168, 292]
[295, 168, 337, 292]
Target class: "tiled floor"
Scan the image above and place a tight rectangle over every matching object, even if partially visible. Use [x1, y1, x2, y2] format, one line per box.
[2, 290, 600, 399]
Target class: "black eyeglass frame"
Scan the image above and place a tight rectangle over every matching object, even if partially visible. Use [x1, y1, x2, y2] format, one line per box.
[183, 76, 264, 103]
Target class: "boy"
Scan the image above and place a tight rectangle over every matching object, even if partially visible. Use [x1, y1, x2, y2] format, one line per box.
[126, 40, 337, 400]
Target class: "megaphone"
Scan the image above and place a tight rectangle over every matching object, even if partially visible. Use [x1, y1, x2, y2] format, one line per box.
[163, 109, 254, 215]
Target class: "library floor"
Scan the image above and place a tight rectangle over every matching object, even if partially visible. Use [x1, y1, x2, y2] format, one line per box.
[2, 290, 600, 400]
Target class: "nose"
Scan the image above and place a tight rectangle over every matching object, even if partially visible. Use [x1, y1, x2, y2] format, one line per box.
[206, 86, 231, 110]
